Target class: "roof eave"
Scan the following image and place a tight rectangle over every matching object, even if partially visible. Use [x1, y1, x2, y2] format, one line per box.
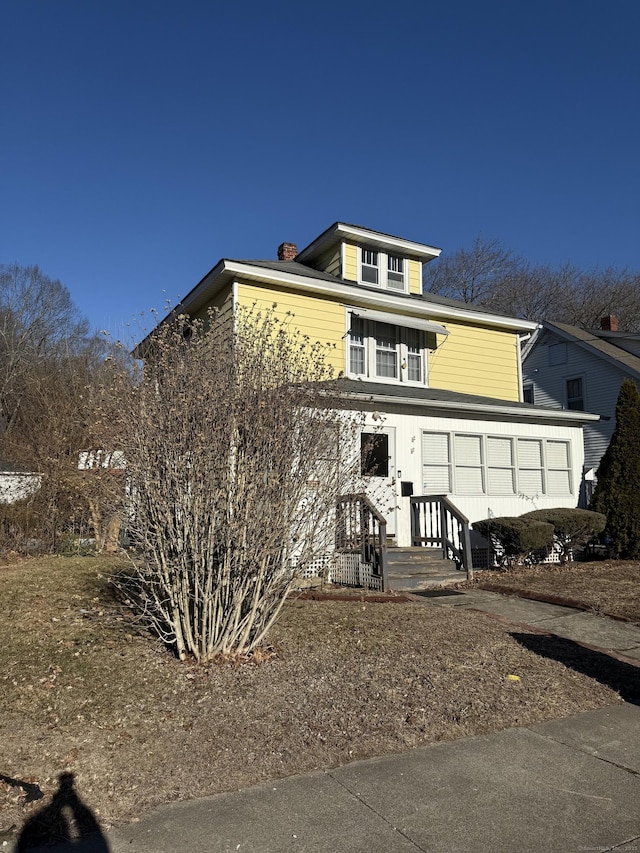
[341, 389, 600, 424]
[296, 222, 442, 264]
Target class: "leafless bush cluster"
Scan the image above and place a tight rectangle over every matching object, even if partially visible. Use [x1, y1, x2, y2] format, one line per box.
[117, 306, 364, 661]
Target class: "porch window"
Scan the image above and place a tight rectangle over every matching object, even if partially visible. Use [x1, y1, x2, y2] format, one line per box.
[546, 440, 572, 495]
[421, 431, 573, 498]
[454, 434, 484, 495]
[486, 437, 516, 494]
[421, 432, 451, 492]
[517, 439, 544, 496]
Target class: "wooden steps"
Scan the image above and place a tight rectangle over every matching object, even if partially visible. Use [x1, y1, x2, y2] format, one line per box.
[386, 547, 463, 592]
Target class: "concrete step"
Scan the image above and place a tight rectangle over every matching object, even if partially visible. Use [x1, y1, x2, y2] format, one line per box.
[387, 547, 446, 564]
[386, 573, 463, 592]
[387, 562, 455, 577]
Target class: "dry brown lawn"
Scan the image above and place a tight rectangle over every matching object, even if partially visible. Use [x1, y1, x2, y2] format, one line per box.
[474, 559, 640, 624]
[0, 555, 632, 840]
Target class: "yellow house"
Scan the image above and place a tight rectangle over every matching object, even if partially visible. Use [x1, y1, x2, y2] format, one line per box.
[147, 222, 598, 586]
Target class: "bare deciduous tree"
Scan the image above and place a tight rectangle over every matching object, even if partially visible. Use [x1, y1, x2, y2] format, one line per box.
[423, 238, 640, 331]
[116, 306, 365, 662]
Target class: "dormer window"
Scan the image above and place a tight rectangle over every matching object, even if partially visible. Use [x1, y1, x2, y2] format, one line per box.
[387, 254, 404, 290]
[361, 249, 379, 284]
[358, 246, 407, 292]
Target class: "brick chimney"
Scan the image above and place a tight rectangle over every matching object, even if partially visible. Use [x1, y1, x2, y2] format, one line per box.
[600, 315, 619, 332]
[277, 242, 297, 261]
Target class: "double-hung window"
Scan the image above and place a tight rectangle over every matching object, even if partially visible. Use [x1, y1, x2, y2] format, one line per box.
[387, 254, 405, 290]
[566, 377, 584, 410]
[349, 316, 366, 375]
[359, 246, 407, 292]
[361, 249, 379, 284]
[374, 323, 398, 379]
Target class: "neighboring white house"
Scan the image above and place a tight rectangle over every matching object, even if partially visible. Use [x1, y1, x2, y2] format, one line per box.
[0, 463, 42, 504]
[522, 316, 640, 503]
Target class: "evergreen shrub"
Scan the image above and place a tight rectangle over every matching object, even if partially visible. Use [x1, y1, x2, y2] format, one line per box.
[522, 508, 606, 562]
[473, 516, 554, 568]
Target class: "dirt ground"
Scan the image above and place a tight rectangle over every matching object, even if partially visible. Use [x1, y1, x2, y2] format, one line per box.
[0, 556, 633, 839]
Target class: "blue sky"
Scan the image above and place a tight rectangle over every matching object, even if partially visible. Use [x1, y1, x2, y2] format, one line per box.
[2, 0, 640, 338]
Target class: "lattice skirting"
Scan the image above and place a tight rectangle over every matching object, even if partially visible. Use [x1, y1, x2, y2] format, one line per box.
[329, 552, 383, 591]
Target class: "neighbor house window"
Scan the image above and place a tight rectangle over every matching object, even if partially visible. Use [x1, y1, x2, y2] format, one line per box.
[359, 247, 407, 292]
[566, 377, 584, 410]
[548, 342, 567, 365]
[523, 383, 534, 404]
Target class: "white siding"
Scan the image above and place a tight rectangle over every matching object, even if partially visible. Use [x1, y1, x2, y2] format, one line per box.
[347, 406, 585, 547]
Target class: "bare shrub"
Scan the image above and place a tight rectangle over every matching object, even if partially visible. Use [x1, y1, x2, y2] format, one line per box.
[118, 306, 365, 662]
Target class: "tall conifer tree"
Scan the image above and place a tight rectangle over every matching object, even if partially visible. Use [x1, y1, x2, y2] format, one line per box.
[590, 379, 640, 557]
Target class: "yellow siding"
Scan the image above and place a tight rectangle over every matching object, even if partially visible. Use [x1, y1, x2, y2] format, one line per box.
[408, 259, 421, 294]
[191, 284, 233, 326]
[428, 322, 520, 401]
[343, 243, 358, 281]
[315, 246, 341, 277]
[236, 282, 345, 375]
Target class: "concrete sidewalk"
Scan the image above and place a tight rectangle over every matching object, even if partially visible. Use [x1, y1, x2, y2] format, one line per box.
[101, 704, 640, 853]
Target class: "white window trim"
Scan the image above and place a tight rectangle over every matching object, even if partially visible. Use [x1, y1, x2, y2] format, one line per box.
[358, 246, 408, 293]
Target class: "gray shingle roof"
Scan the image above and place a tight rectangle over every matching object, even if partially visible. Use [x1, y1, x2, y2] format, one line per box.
[545, 321, 640, 378]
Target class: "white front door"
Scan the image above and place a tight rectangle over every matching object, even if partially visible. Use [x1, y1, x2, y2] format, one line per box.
[360, 426, 397, 537]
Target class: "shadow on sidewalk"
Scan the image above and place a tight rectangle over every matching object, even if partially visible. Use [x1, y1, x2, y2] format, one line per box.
[511, 632, 640, 705]
[15, 772, 109, 852]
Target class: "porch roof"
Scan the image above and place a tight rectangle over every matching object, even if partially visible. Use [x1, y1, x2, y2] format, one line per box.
[334, 380, 600, 426]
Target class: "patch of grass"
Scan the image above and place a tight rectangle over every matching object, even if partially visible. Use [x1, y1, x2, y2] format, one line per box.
[0, 556, 626, 837]
[474, 560, 640, 623]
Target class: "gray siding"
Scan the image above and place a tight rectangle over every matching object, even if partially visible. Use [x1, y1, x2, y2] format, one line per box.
[523, 329, 633, 472]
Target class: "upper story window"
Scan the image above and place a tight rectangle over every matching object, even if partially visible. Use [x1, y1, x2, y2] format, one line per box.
[348, 317, 426, 384]
[387, 254, 405, 290]
[358, 246, 407, 292]
[361, 249, 379, 284]
[566, 377, 584, 410]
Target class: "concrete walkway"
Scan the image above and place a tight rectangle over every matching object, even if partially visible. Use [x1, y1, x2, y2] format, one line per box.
[419, 587, 640, 664]
[13, 592, 640, 853]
